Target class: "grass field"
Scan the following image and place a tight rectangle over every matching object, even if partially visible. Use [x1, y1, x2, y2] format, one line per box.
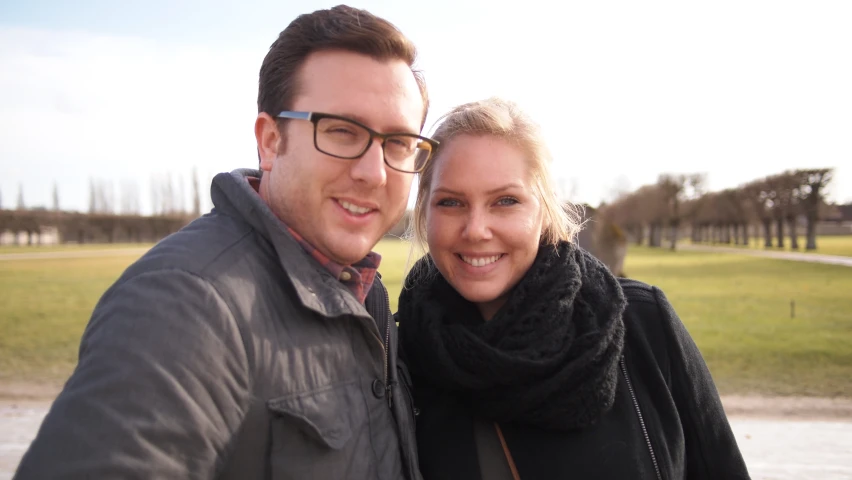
[1, 239, 850, 397]
[0, 243, 153, 255]
[696, 235, 852, 257]
[0, 253, 147, 382]
[621, 247, 852, 397]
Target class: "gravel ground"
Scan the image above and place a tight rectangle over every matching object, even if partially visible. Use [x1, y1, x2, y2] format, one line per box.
[2, 400, 851, 479]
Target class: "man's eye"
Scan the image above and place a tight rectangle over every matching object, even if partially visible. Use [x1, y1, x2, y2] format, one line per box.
[327, 127, 357, 136]
[387, 137, 412, 148]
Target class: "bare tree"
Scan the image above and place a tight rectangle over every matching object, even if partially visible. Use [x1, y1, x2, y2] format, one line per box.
[598, 190, 643, 246]
[150, 175, 161, 216]
[604, 167, 836, 254]
[797, 168, 833, 250]
[89, 178, 97, 214]
[52, 182, 60, 212]
[779, 172, 802, 250]
[657, 173, 706, 250]
[743, 180, 773, 247]
[162, 173, 175, 215]
[149, 173, 179, 216]
[656, 175, 681, 249]
[17, 183, 25, 210]
[763, 172, 800, 249]
[715, 189, 749, 244]
[174, 174, 184, 215]
[192, 167, 201, 217]
[120, 179, 141, 215]
[107, 180, 116, 214]
[85, 178, 118, 214]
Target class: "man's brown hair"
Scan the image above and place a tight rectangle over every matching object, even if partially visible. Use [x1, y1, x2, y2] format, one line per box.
[258, 4, 429, 128]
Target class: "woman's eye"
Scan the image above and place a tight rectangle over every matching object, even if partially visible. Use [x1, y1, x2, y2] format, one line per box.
[436, 198, 461, 207]
[497, 197, 519, 206]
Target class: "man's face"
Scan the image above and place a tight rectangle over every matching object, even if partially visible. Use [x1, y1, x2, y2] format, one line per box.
[258, 50, 424, 265]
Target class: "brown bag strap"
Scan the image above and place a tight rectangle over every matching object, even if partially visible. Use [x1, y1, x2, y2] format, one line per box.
[473, 418, 520, 480]
[494, 423, 521, 480]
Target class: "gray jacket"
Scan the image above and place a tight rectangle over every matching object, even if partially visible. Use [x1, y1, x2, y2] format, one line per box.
[15, 169, 422, 480]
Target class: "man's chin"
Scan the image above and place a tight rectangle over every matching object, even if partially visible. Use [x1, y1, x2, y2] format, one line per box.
[327, 236, 377, 264]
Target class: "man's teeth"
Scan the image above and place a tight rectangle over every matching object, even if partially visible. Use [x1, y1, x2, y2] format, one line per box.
[461, 255, 501, 267]
[339, 200, 372, 215]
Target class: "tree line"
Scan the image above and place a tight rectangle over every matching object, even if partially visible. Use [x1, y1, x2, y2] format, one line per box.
[2, 168, 204, 217]
[598, 168, 836, 251]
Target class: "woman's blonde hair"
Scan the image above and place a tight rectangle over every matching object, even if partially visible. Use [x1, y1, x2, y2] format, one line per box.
[408, 97, 584, 253]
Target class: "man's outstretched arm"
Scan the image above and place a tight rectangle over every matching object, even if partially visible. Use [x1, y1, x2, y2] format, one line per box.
[14, 270, 250, 480]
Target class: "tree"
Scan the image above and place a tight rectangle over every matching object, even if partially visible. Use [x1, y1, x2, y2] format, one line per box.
[743, 180, 773, 248]
[150, 173, 179, 216]
[89, 178, 116, 214]
[192, 167, 201, 217]
[175, 174, 185, 215]
[120, 179, 141, 215]
[16, 183, 25, 210]
[89, 178, 97, 214]
[656, 175, 681, 250]
[52, 183, 60, 212]
[150, 174, 161, 216]
[162, 173, 175, 215]
[797, 168, 833, 250]
[763, 172, 801, 249]
[655, 173, 706, 250]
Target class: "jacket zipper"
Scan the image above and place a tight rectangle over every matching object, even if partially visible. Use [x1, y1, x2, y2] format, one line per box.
[381, 285, 392, 408]
[620, 357, 663, 480]
[365, 280, 392, 408]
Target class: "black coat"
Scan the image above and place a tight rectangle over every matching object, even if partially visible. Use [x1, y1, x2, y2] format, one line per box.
[407, 279, 751, 480]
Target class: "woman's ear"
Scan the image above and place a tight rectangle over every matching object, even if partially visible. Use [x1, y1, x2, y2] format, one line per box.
[255, 112, 283, 172]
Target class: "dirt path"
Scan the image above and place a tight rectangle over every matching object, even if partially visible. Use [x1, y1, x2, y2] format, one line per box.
[2, 388, 851, 479]
[0, 248, 149, 262]
[723, 395, 852, 421]
[677, 243, 852, 267]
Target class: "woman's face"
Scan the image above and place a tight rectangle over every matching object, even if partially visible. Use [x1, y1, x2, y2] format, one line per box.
[426, 134, 543, 321]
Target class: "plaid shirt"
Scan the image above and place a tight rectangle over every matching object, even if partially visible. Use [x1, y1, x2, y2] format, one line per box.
[286, 226, 381, 304]
[247, 176, 380, 304]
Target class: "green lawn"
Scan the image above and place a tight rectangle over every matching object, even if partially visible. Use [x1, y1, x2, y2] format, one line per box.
[0, 253, 145, 382]
[623, 246, 852, 397]
[374, 239, 420, 312]
[2, 239, 850, 398]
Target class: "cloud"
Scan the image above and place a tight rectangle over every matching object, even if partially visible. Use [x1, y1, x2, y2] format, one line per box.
[1, 1, 851, 214]
[0, 26, 260, 213]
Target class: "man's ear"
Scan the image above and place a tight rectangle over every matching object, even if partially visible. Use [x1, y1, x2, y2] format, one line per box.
[255, 112, 282, 172]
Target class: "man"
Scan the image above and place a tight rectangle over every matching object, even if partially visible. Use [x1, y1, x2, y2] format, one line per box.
[15, 5, 434, 479]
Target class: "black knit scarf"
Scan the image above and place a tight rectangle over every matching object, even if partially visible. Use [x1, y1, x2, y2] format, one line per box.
[398, 241, 627, 431]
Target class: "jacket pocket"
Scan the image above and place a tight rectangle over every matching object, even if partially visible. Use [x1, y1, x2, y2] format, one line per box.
[266, 381, 372, 480]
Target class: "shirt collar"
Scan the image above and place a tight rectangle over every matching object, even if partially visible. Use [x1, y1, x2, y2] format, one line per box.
[247, 176, 381, 303]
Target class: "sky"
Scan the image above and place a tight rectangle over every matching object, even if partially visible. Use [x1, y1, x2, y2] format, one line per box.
[1, 0, 850, 215]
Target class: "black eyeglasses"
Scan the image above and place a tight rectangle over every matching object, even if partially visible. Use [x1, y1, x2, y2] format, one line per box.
[276, 111, 438, 174]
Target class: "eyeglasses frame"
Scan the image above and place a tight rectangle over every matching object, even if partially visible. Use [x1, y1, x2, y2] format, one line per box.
[275, 110, 439, 174]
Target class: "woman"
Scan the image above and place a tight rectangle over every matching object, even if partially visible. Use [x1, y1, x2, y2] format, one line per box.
[397, 98, 750, 479]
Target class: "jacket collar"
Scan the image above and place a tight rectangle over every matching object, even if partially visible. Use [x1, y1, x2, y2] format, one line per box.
[210, 168, 372, 319]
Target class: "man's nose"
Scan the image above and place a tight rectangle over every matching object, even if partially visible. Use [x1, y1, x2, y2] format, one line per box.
[349, 139, 387, 187]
